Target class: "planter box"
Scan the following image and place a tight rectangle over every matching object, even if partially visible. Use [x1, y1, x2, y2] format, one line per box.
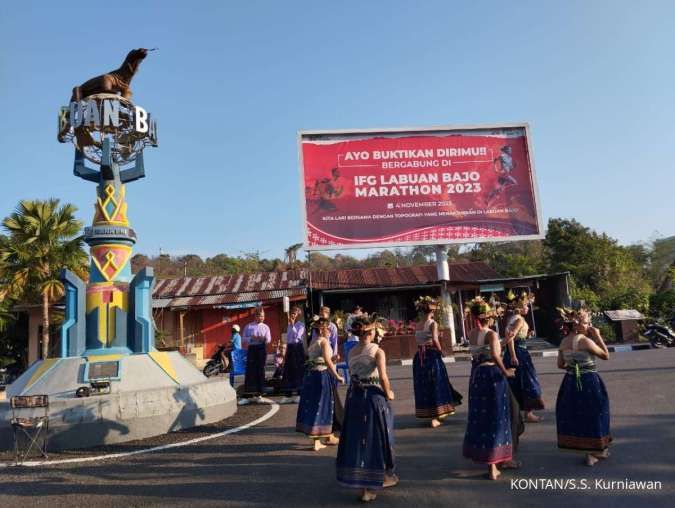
[339, 332, 455, 363]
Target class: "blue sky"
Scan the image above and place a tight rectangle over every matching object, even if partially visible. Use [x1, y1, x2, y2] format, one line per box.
[1, 1, 673, 260]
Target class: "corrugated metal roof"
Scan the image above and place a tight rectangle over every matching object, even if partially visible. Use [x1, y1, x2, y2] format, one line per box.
[309, 262, 500, 290]
[151, 263, 499, 309]
[153, 269, 307, 298]
[152, 287, 306, 309]
[153, 263, 497, 298]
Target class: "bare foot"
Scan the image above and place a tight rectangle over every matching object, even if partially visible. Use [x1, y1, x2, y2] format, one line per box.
[525, 412, 542, 423]
[430, 418, 442, 428]
[585, 453, 599, 466]
[498, 460, 522, 470]
[323, 435, 339, 446]
[488, 465, 502, 480]
[312, 439, 326, 451]
[383, 474, 399, 488]
[360, 489, 377, 502]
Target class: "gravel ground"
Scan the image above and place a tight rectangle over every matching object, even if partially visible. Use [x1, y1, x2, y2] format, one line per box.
[0, 402, 270, 463]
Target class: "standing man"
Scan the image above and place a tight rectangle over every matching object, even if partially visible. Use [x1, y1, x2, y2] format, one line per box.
[239, 308, 271, 405]
[280, 306, 306, 404]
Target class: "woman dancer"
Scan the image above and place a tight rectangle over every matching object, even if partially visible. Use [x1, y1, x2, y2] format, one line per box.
[412, 296, 462, 427]
[280, 306, 306, 404]
[503, 293, 545, 422]
[336, 316, 397, 502]
[462, 296, 520, 480]
[556, 308, 612, 466]
[296, 318, 344, 451]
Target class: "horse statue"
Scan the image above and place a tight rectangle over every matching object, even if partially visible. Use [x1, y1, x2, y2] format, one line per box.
[70, 48, 155, 102]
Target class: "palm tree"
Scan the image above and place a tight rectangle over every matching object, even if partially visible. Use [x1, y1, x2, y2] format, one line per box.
[1, 199, 87, 359]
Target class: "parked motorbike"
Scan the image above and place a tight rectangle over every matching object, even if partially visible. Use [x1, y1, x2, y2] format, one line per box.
[0, 362, 22, 390]
[203, 344, 230, 377]
[643, 322, 675, 348]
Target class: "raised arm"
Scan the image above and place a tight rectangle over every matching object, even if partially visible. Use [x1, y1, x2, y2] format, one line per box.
[375, 348, 395, 400]
[321, 338, 344, 383]
[431, 321, 443, 352]
[489, 331, 515, 378]
[581, 329, 609, 361]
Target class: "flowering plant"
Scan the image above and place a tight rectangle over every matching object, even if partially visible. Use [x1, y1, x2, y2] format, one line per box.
[385, 319, 416, 335]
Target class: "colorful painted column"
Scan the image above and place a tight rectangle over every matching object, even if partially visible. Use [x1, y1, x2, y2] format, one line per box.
[59, 138, 155, 357]
[84, 140, 133, 353]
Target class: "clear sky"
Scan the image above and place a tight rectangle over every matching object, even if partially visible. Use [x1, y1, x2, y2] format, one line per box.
[1, 1, 673, 260]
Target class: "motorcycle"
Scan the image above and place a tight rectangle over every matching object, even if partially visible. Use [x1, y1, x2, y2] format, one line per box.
[0, 362, 22, 390]
[203, 344, 230, 377]
[643, 321, 675, 348]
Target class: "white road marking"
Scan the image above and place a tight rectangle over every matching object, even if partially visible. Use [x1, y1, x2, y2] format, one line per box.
[0, 398, 279, 468]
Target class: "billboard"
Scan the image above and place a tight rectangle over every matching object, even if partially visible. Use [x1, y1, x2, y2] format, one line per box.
[299, 124, 542, 250]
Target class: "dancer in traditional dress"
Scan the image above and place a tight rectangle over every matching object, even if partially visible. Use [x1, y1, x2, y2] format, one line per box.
[280, 306, 306, 404]
[503, 292, 545, 422]
[463, 296, 520, 480]
[310, 305, 344, 431]
[336, 315, 397, 502]
[296, 317, 344, 450]
[239, 307, 271, 405]
[556, 307, 612, 466]
[412, 296, 462, 427]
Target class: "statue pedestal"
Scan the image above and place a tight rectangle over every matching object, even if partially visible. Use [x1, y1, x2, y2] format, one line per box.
[0, 352, 236, 451]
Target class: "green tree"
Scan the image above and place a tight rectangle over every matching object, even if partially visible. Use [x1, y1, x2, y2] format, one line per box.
[468, 240, 544, 277]
[650, 236, 675, 290]
[0, 199, 87, 359]
[130, 253, 152, 274]
[178, 254, 205, 277]
[308, 252, 335, 271]
[544, 218, 651, 311]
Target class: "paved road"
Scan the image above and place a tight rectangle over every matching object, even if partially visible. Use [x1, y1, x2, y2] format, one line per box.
[1, 349, 673, 507]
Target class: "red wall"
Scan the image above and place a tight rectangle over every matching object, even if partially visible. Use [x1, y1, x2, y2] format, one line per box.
[201, 304, 285, 358]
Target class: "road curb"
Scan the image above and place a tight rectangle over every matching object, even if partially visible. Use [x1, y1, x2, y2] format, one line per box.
[608, 343, 651, 353]
[399, 357, 457, 366]
[529, 350, 559, 358]
[393, 343, 653, 365]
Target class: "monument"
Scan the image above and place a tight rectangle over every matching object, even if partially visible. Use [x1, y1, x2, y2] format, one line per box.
[1, 49, 237, 451]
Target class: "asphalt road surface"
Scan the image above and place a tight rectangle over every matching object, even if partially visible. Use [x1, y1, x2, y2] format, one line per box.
[1, 348, 673, 508]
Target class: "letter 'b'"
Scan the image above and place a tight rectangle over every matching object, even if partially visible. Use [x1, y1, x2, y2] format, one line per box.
[135, 106, 149, 133]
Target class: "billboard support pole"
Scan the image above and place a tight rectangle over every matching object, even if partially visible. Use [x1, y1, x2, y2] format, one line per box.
[435, 245, 456, 348]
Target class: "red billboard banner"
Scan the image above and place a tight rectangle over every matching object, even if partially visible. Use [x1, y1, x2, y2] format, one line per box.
[299, 124, 542, 250]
